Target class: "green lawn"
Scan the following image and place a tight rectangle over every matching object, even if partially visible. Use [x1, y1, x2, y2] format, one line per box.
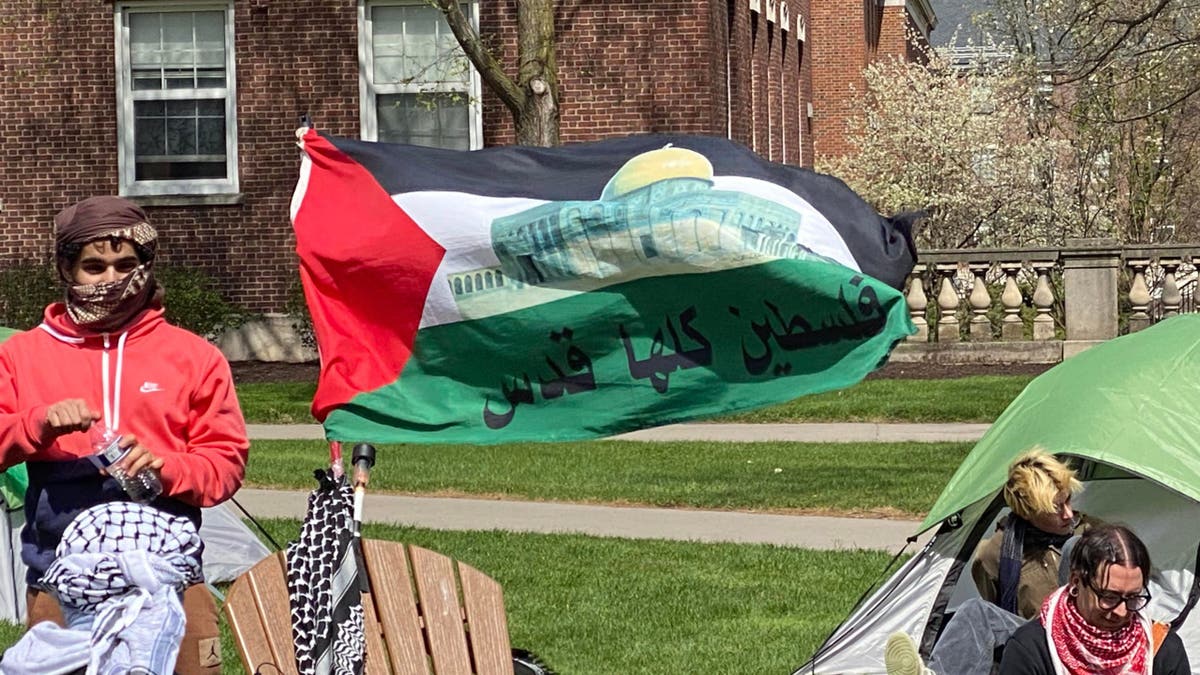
[0, 523, 898, 674]
[718, 375, 1032, 423]
[247, 439, 971, 517]
[235, 381, 316, 424]
[235, 375, 1032, 425]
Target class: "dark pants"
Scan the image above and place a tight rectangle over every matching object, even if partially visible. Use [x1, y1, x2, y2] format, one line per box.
[26, 583, 222, 675]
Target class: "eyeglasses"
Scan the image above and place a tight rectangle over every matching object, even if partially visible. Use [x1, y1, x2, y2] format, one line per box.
[1087, 580, 1151, 612]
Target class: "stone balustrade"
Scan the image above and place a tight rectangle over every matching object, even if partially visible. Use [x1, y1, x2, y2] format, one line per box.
[895, 238, 1200, 364]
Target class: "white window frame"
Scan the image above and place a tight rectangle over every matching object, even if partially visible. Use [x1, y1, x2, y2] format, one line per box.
[114, 1, 240, 197]
[358, 0, 483, 149]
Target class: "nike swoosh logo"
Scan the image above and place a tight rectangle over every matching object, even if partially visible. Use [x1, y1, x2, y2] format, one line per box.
[139, 382, 163, 394]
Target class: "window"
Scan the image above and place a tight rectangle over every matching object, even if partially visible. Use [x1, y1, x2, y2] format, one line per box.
[359, 1, 481, 150]
[114, 3, 238, 197]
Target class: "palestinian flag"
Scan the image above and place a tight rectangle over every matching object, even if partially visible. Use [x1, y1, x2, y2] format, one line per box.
[291, 129, 917, 444]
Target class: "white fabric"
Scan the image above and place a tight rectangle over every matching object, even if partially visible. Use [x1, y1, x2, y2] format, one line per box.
[0, 550, 189, 675]
[0, 501, 269, 623]
[1, 503, 200, 674]
[0, 621, 89, 675]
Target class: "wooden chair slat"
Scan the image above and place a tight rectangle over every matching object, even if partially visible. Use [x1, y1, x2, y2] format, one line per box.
[250, 554, 301, 675]
[359, 588, 392, 675]
[224, 540, 514, 675]
[458, 562, 514, 675]
[363, 539, 431, 675]
[225, 553, 301, 675]
[224, 573, 280, 675]
[409, 545, 474, 675]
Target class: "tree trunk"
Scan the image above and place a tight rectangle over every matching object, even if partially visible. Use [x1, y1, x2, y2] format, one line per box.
[516, 77, 559, 146]
[436, 0, 561, 146]
[514, 0, 559, 146]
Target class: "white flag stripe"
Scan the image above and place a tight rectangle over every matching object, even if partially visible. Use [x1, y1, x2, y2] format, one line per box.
[395, 176, 860, 329]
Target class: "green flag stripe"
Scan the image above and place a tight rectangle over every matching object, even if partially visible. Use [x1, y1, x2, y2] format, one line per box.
[324, 257, 914, 444]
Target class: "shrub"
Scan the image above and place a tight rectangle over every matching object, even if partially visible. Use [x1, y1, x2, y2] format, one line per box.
[0, 261, 247, 340]
[157, 265, 248, 339]
[0, 260, 60, 330]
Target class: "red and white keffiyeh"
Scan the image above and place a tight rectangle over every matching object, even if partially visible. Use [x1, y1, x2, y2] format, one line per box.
[1040, 586, 1151, 675]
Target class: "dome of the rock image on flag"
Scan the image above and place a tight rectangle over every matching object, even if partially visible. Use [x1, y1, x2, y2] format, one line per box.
[290, 129, 918, 444]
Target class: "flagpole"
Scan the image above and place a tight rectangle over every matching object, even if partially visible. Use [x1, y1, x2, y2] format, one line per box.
[329, 440, 344, 480]
[351, 443, 376, 537]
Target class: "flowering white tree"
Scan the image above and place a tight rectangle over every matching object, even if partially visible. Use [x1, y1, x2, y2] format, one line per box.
[819, 51, 1082, 249]
[823, 36, 1200, 248]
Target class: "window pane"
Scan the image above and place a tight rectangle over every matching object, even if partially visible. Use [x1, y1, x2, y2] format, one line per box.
[194, 12, 225, 64]
[134, 101, 166, 155]
[129, 13, 160, 67]
[133, 98, 227, 181]
[128, 10, 226, 91]
[377, 93, 468, 150]
[167, 116, 197, 155]
[372, 4, 467, 85]
[197, 118, 226, 155]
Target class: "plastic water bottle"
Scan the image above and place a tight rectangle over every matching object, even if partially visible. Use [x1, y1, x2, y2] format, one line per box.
[90, 426, 163, 504]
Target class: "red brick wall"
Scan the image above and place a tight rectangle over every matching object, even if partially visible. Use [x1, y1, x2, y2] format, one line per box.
[0, 0, 819, 317]
[480, 1, 730, 145]
[810, 0, 927, 161]
[0, 1, 361, 315]
[878, 6, 912, 61]
[722, 0, 810, 162]
[809, 0, 869, 159]
[795, 0, 814, 165]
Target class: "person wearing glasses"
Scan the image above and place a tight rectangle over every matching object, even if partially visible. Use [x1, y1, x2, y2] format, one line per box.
[886, 449, 1094, 675]
[998, 523, 1188, 674]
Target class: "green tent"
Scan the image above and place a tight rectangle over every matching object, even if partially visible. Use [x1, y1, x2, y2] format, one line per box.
[802, 314, 1200, 674]
[921, 313, 1200, 531]
[0, 327, 25, 508]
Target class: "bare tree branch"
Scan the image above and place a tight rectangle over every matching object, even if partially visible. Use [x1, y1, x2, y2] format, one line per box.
[430, 0, 525, 114]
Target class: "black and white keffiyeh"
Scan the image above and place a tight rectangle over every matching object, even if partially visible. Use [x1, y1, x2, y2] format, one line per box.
[0, 502, 203, 675]
[41, 501, 203, 611]
[286, 470, 366, 675]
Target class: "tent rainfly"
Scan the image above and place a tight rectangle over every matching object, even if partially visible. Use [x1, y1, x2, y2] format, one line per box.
[798, 314, 1200, 674]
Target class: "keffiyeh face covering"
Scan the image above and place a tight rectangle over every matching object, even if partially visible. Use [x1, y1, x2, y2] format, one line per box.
[53, 197, 161, 332]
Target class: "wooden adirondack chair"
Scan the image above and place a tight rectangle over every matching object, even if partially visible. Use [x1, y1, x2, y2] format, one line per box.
[224, 539, 515, 675]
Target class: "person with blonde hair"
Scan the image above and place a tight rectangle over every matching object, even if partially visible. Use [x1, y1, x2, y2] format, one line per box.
[885, 449, 1091, 675]
[974, 448, 1087, 619]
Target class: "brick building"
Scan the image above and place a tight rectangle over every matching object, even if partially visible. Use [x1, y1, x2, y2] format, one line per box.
[810, 0, 937, 158]
[0, 1, 933, 349]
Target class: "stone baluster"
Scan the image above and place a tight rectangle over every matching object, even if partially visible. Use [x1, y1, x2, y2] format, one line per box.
[1193, 260, 1200, 313]
[1000, 264, 1024, 341]
[967, 264, 993, 341]
[936, 266, 961, 342]
[1031, 264, 1056, 341]
[1127, 260, 1152, 333]
[905, 269, 929, 342]
[1161, 261, 1182, 319]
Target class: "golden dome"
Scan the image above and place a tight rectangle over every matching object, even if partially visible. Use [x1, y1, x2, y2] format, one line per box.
[601, 145, 714, 199]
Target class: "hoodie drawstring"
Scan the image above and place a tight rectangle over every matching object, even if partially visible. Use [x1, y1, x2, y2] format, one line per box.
[101, 332, 129, 435]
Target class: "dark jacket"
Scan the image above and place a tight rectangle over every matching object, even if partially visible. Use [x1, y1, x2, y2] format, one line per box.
[998, 618, 1190, 675]
[973, 517, 1094, 620]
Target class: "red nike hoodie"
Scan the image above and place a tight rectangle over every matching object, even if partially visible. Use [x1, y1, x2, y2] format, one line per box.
[0, 301, 249, 581]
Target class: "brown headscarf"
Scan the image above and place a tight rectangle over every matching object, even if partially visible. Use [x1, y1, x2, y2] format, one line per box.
[53, 196, 161, 332]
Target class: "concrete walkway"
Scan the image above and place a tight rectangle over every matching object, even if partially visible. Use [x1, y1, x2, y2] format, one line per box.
[232, 488, 932, 552]
[248, 422, 989, 443]
[240, 421, 964, 552]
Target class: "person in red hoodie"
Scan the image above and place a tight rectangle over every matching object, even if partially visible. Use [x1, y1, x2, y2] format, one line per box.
[0, 196, 249, 674]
